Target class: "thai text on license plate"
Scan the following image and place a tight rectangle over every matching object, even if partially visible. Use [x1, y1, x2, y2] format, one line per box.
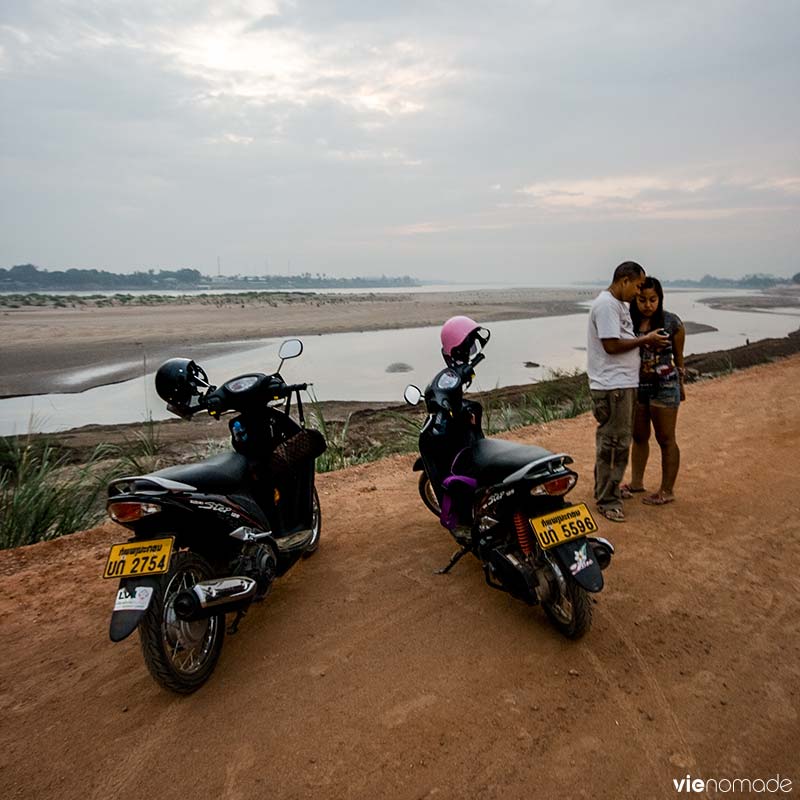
[103, 537, 174, 579]
[529, 503, 598, 550]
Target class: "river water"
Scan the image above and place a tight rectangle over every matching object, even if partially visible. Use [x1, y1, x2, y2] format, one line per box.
[1, 290, 797, 435]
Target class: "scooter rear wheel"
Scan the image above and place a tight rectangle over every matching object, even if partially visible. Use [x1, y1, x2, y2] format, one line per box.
[139, 551, 225, 693]
[542, 563, 592, 640]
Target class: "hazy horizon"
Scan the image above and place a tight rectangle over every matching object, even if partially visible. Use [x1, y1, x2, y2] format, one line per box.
[2, 263, 797, 285]
[1, 1, 798, 284]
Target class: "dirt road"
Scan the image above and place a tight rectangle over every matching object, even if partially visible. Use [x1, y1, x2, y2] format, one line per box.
[1, 357, 799, 800]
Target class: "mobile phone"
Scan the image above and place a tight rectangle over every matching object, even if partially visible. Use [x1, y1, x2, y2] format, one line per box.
[657, 328, 668, 336]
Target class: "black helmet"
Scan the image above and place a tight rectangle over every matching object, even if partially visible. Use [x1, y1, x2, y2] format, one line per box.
[155, 358, 209, 408]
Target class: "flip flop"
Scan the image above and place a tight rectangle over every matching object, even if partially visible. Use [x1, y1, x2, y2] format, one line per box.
[642, 493, 675, 506]
[599, 507, 626, 523]
[620, 483, 645, 499]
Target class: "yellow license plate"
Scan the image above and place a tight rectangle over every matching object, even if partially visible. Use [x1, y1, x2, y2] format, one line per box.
[530, 503, 598, 550]
[103, 537, 174, 579]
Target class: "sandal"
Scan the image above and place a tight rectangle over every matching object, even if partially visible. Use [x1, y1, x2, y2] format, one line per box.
[620, 483, 645, 499]
[599, 507, 626, 523]
[642, 492, 675, 506]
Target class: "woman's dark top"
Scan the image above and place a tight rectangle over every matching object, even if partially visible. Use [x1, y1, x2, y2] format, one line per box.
[638, 310, 683, 387]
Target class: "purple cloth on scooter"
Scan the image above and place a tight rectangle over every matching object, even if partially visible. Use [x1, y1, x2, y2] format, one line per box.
[440, 474, 478, 529]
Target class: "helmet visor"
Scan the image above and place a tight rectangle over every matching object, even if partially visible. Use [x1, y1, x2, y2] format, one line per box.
[470, 327, 490, 356]
[453, 327, 490, 363]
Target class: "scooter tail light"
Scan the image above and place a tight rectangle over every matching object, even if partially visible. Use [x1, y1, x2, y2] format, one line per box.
[108, 501, 161, 523]
[530, 474, 577, 497]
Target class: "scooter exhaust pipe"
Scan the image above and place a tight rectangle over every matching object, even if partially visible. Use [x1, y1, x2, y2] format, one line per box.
[173, 577, 257, 621]
[587, 537, 614, 570]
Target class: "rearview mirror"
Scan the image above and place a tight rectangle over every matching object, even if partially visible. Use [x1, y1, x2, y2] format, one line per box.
[404, 384, 422, 406]
[278, 339, 303, 360]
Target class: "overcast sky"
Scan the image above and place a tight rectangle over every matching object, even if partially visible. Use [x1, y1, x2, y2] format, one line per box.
[1, 0, 798, 283]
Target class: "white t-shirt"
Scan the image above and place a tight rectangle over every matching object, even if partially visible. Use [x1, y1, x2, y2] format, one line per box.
[586, 290, 640, 390]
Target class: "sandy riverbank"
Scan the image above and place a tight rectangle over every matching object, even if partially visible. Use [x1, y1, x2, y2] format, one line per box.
[0, 288, 593, 396]
[8, 327, 798, 471]
[701, 290, 800, 312]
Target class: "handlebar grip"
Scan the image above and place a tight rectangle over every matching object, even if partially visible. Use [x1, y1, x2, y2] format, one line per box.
[283, 383, 308, 392]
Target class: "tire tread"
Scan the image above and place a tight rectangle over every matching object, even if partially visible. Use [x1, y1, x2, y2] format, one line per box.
[543, 574, 593, 640]
[138, 552, 225, 694]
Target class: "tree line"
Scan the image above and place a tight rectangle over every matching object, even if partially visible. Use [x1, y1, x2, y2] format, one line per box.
[664, 273, 800, 289]
[0, 264, 420, 291]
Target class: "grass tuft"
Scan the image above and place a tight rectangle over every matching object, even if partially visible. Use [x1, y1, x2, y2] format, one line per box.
[0, 436, 116, 550]
[307, 391, 387, 472]
[114, 416, 165, 474]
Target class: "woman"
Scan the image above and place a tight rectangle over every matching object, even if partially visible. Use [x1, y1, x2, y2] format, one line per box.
[623, 277, 685, 505]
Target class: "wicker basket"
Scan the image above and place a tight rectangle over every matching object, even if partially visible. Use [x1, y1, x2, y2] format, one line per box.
[268, 429, 327, 473]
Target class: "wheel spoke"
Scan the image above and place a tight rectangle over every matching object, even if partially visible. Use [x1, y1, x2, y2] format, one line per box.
[146, 556, 222, 688]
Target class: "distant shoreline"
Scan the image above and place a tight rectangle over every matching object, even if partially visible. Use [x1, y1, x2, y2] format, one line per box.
[698, 291, 800, 312]
[0, 265, 422, 294]
[2, 286, 793, 400]
[7, 328, 799, 463]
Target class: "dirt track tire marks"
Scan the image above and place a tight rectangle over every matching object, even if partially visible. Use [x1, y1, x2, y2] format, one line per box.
[2, 356, 800, 800]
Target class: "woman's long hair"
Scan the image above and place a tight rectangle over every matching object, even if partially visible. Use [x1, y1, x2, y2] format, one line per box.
[630, 276, 665, 333]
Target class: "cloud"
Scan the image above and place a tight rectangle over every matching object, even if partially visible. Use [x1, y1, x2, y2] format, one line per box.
[0, 1, 798, 279]
[514, 173, 800, 220]
[207, 133, 255, 145]
[390, 218, 513, 236]
[322, 145, 422, 166]
[163, 30, 452, 117]
[0, 5, 454, 118]
[753, 177, 800, 195]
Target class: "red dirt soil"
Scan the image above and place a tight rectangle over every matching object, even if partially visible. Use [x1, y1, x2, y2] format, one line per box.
[1, 356, 799, 800]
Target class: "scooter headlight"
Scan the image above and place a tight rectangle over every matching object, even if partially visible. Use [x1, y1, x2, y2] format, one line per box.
[226, 375, 259, 393]
[437, 370, 460, 390]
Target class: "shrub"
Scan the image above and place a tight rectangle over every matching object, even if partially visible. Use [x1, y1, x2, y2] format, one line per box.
[307, 392, 385, 472]
[0, 436, 115, 549]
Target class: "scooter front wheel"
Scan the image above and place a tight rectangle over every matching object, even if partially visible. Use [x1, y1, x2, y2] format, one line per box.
[139, 551, 225, 693]
[418, 472, 441, 517]
[303, 488, 322, 558]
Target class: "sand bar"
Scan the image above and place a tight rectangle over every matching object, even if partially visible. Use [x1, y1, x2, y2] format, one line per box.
[0, 288, 593, 396]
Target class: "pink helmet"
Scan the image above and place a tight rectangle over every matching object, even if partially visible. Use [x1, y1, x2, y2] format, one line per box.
[440, 316, 490, 364]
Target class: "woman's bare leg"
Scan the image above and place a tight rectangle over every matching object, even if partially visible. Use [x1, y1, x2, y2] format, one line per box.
[650, 405, 680, 497]
[629, 401, 650, 490]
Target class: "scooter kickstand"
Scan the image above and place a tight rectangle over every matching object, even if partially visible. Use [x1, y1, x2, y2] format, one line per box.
[227, 609, 247, 635]
[435, 546, 469, 575]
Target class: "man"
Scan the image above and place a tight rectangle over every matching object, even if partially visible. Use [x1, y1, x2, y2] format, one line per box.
[587, 261, 668, 522]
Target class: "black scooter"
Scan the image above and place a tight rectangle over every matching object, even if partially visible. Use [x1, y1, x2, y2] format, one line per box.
[405, 343, 614, 639]
[102, 339, 326, 692]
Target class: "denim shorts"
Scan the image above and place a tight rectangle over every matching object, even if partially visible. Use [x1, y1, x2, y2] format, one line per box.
[638, 379, 681, 408]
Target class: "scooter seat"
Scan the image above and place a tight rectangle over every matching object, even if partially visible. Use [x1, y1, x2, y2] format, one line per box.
[469, 438, 556, 485]
[150, 452, 248, 492]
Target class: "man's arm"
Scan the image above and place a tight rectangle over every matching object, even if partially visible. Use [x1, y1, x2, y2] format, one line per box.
[602, 330, 669, 354]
